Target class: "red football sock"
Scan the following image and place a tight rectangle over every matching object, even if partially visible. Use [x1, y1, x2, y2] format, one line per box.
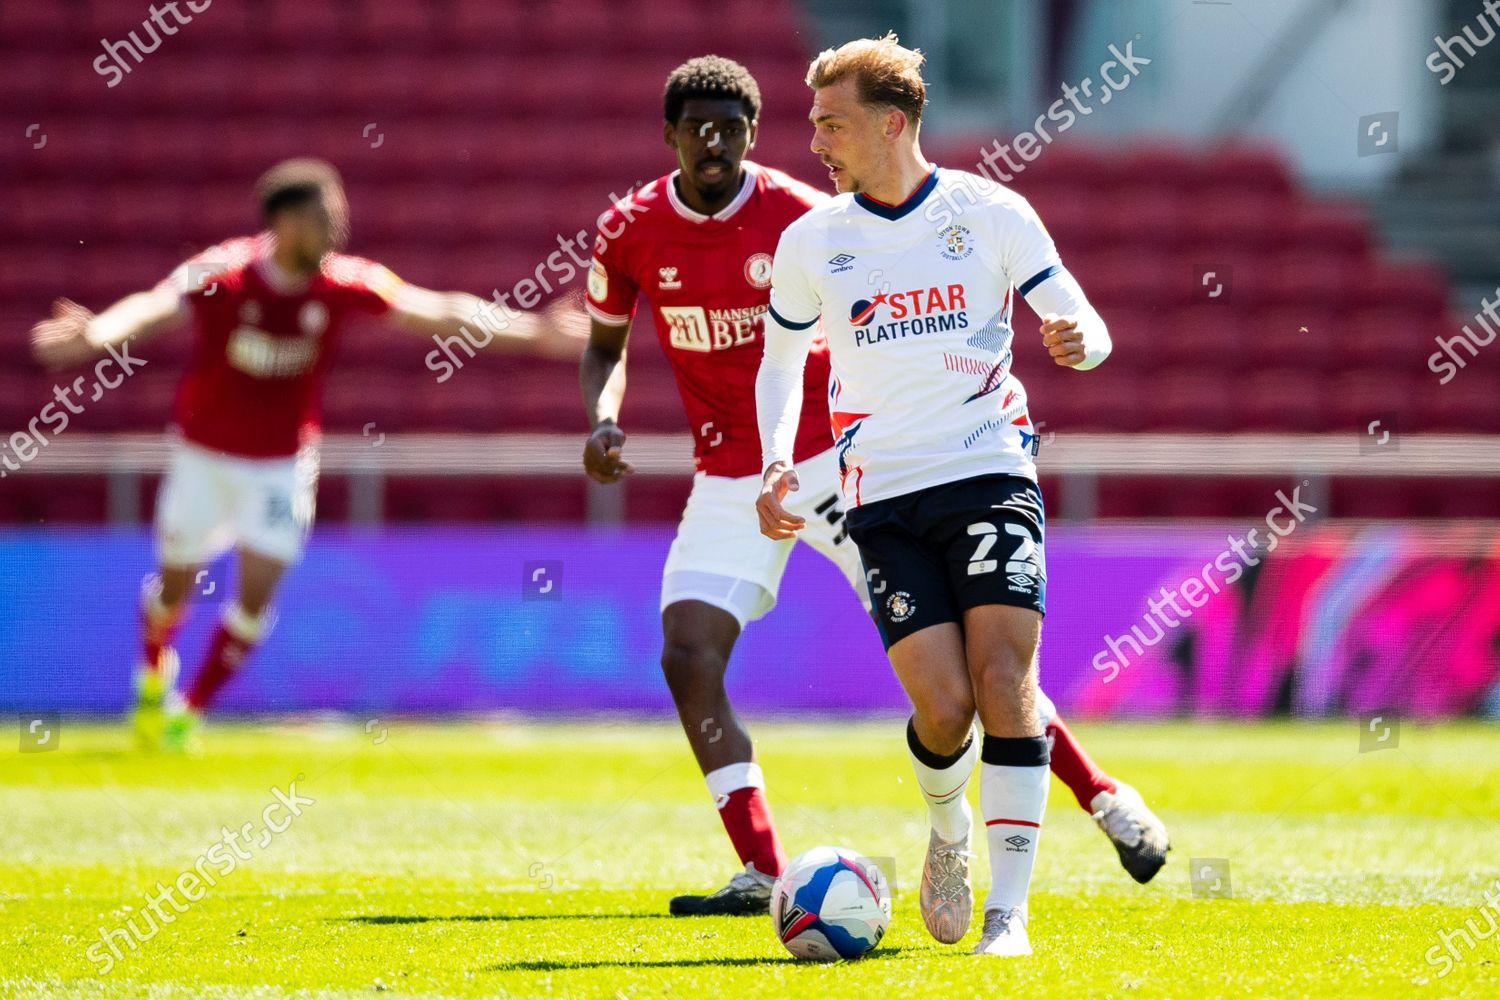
[185, 606, 268, 710]
[717, 786, 787, 877]
[706, 762, 786, 876]
[1046, 716, 1117, 812]
[140, 579, 186, 672]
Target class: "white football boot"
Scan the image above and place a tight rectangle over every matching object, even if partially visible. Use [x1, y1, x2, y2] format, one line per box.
[973, 905, 1031, 956]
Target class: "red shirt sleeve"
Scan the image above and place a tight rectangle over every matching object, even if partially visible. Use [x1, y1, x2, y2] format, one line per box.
[324, 255, 405, 316]
[584, 206, 640, 326]
[156, 235, 262, 299]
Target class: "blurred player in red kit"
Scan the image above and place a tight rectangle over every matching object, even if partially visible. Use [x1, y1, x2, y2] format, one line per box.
[575, 58, 1168, 917]
[31, 158, 583, 751]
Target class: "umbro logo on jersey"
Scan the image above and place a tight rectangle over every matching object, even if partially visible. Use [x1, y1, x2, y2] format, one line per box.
[658, 266, 682, 290]
[828, 253, 856, 273]
[1004, 834, 1031, 850]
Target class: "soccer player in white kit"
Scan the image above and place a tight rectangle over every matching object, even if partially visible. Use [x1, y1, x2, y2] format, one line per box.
[756, 35, 1118, 956]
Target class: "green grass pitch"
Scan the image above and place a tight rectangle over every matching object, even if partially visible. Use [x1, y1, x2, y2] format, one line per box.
[2, 719, 1498, 998]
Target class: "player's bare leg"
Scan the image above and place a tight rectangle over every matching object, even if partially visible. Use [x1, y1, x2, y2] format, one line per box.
[167, 547, 285, 751]
[660, 599, 784, 916]
[133, 562, 194, 747]
[885, 622, 979, 945]
[964, 605, 1048, 956]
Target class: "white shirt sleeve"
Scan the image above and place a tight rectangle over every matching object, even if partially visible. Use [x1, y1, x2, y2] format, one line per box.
[757, 225, 821, 470]
[1022, 268, 1112, 371]
[766, 222, 822, 330]
[1002, 195, 1111, 371]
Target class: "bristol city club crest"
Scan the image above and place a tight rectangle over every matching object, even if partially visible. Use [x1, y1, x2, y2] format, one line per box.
[299, 301, 328, 337]
[744, 252, 773, 289]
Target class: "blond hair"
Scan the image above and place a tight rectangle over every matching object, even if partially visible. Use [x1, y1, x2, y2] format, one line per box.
[806, 31, 927, 127]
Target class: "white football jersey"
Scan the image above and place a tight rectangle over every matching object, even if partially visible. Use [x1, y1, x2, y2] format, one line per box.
[766, 167, 1067, 507]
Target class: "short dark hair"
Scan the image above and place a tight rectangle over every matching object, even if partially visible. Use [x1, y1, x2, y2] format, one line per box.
[663, 55, 761, 124]
[255, 157, 349, 243]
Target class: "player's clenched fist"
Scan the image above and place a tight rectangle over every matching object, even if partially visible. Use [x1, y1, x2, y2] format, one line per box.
[756, 461, 806, 539]
[583, 420, 634, 484]
[1040, 313, 1087, 368]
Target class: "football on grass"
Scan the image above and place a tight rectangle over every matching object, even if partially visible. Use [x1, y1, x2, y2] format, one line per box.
[770, 846, 891, 960]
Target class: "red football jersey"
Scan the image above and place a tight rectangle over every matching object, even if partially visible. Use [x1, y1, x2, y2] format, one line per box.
[585, 161, 834, 478]
[157, 234, 403, 457]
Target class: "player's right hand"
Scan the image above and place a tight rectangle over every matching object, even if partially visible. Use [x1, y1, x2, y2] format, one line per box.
[30, 298, 98, 370]
[583, 420, 634, 484]
[756, 461, 806, 540]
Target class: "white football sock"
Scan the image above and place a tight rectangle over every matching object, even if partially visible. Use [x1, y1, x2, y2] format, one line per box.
[907, 720, 978, 844]
[980, 736, 1050, 913]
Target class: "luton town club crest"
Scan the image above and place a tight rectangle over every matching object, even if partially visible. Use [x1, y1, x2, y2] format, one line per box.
[938, 224, 974, 260]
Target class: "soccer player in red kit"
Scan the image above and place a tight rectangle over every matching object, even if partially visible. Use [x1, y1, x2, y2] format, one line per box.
[577, 58, 1168, 916]
[31, 158, 583, 751]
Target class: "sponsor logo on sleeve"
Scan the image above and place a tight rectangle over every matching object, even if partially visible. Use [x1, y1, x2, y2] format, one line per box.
[588, 259, 608, 301]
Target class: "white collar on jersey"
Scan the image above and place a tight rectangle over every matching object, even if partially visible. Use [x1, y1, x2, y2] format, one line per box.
[252, 233, 314, 294]
[666, 161, 758, 223]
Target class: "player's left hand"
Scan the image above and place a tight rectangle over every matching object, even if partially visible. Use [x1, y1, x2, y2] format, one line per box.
[30, 297, 98, 370]
[1040, 313, 1087, 367]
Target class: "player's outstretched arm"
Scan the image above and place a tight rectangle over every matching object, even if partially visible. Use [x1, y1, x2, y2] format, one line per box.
[754, 310, 816, 540]
[30, 287, 187, 371]
[387, 286, 588, 361]
[580, 318, 633, 484]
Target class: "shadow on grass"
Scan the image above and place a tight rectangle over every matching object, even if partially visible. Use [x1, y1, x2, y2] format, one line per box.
[339, 913, 672, 925]
[482, 947, 927, 973]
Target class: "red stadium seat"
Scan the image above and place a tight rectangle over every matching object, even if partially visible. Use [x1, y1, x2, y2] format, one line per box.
[1355, 259, 1449, 314]
[1266, 252, 1363, 309]
[1237, 369, 1328, 431]
[1426, 370, 1500, 432]
[1343, 308, 1443, 371]
[1140, 371, 1237, 432]
[1121, 143, 1202, 190]
[4, 3, 1478, 525]
[1188, 189, 1296, 254]
[1160, 308, 1249, 371]
[1243, 308, 1345, 372]
[352, 0, 439, 48]
[1095, 185, 1191, 252]
[0, 2, 79, 41]
[1286, 201, 1370, 259]
[1320, 369, 1415, 434]
[1030, 367, 1149, 433]
[260, 0, 351, 47]
[1203, 143, 1294, 196]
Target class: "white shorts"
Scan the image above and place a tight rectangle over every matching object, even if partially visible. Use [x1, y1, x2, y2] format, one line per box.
[661, 447, 869, 627]
[155, 440, 318, 567]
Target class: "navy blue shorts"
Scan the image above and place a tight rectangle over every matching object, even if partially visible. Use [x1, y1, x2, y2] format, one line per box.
[846, 474, 1046, 649]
